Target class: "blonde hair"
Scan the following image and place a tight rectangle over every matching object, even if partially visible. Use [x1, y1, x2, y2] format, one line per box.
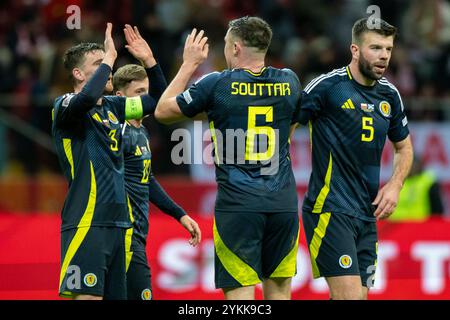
[113, 64, 147, 92]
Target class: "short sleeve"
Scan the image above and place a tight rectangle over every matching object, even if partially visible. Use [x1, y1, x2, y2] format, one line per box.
[104, 96, 126, 123]
[176, 72, 220, 118]
[295, 77, 328, 125]
[387, 89, 409, 142]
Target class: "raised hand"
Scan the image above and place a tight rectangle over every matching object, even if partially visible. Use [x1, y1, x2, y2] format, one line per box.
[103, 22, 117, 68]
[183, 28, 209, 67]
[123, 24, 156, 68]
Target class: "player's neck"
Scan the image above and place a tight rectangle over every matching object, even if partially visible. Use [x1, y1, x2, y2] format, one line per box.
[234, 56, 265, 73]
[128, 119, 142, 127]
[348, 62, 376, 87]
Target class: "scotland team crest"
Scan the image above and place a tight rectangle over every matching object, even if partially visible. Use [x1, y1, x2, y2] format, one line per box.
[108, 111, 119, 124]
[379, 101, 391, 117]
[141, 288, 152, 300]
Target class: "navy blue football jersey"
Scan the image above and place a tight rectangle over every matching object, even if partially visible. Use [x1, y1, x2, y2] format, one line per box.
[122, 122, 152, 249]
[176, 67, 301, 213]
[122, 121, 186, 250]
[297, 66, 410, 221]
[53, 95, 131, 230]
[53, 93, 157, 230]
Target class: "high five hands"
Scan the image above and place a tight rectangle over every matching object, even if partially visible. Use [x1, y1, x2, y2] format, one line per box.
[101, 23, 157, 68]
[103, 24, 208, 69]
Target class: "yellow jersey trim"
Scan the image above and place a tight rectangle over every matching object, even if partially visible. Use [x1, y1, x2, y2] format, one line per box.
[209, 121, 220, 165]
[309, 212, 331, 278]
[59, 162, 97, 295]
[244, 67, 267, 76]
[213, 220, 260, 286]
[346, 66, 353, 80]
[270, 228, 300, 278]
[63, 139, 75, 180]
[312, 152, 333, 213]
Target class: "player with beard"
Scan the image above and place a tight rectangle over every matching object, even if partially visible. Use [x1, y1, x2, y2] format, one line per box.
[294, 18, 413, 299]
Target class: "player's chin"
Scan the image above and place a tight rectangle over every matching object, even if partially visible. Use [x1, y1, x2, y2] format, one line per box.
[372, 66, 386, 79]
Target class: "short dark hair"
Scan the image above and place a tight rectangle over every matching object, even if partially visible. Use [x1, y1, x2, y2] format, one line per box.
[228, 16, 272, 52]
[113, 64, 147, 92]
[63, 42, 104, 81]
[352, 18, 397, 44]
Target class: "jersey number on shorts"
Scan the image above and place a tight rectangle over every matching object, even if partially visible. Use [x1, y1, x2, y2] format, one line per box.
[361, 117, 374, 142]
[245, 106, 276, 161]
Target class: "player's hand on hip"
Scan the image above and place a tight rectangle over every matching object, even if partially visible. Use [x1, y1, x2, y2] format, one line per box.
[372, 180, 402, 220]
[103, 22, 117, 68]
[183, 28, 209, 67]
[180, 215, 202, 247]
[123, 24, 157, 68]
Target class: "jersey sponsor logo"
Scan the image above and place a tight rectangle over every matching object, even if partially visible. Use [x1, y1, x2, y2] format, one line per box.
[339, 255, 352, 269]
[92, 113, 103, 123]
[135, 146, 148, 156]
[83, 273, 98, 287]
[108, 111, 119, 124]
[62, 94, 75, 107]
[182, 89, 193, 104]
[141, 288, 152, 300]
[135, 145, 143, 156]
[341, 98, 355, 109]
[360, 103, 375, 112]
[379, 101, 391, 117]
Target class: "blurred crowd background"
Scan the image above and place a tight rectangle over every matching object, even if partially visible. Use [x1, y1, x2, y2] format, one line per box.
[0, 0, 449, 212]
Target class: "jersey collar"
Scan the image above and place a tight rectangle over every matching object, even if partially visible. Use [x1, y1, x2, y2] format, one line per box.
[346, 65, 378, 89]
[242, 67, 267, 77]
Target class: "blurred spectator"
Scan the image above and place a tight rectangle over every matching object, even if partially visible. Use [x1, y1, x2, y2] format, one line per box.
[390, 156, 445, 222]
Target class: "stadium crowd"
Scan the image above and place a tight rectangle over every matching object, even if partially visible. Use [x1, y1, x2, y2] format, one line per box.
[0, 0, 449, 175]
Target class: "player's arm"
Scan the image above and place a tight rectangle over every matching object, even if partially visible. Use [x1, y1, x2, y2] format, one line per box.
[373, 135, 413, 220]
[289, 71, 303, 139]
[155, 28, 209, 124]
[373, 91, 413, 220]
[55, 23, 117, 123]
[148, 174, 201, 246]
[292, 75, 327, 129]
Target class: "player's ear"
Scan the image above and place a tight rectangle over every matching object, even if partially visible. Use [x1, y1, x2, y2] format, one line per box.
[350, 43, 359, 60]
[233, 41, 240, 56]
[72, 68, 84, 82]
[116, 90, 124, 97]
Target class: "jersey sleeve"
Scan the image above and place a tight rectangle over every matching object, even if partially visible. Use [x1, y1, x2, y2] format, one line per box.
[148, 174, 187, 221]
[176, 72, 220, 118]
[285, 69, 302, 125]
[146, 63, 167, 100]
[387, 89, 409, 142]
[53, 63, 112, 125]
[295, 76, 329, 125]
